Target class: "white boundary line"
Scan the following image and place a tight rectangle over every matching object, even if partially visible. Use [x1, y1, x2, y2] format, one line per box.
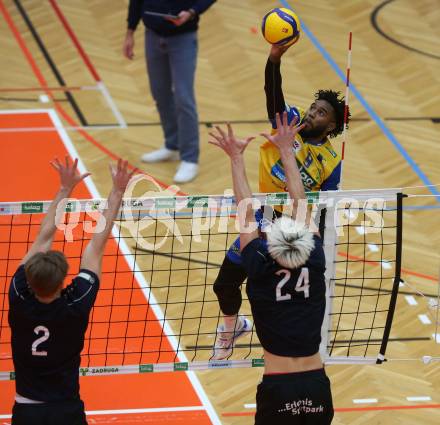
[46, 109, 220, 425]
[97, 82, 127, 128]
[406, 396, 432, 402]
[353, 398, 378, 404]
[0, 108, 220, 425]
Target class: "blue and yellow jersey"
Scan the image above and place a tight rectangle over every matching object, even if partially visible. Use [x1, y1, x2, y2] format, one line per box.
[259, 104, 341, 195]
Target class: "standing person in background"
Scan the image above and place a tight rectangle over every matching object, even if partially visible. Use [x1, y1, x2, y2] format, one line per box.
[123, 0, 216, 183]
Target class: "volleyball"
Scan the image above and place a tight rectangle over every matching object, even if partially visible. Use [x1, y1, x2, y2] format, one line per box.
[261, 8, 301, 47]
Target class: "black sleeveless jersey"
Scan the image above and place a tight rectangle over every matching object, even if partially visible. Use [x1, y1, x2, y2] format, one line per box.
[241, 235, 326, 357]
[8, 265, 99, 402]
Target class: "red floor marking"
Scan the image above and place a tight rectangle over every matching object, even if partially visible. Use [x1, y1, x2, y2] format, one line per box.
[0, 0, 185, 196]
[0, 112, 212, 423]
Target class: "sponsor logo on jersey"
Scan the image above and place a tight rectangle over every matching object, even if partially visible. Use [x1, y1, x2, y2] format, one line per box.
[304, 153, 313, 168]
[298, 166, 318, 191]
[325, 146, 337, 158]
[271, 162, 287, 182]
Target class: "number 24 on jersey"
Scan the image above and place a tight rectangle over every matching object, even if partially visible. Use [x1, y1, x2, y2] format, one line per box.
[275, 268, 310, 301]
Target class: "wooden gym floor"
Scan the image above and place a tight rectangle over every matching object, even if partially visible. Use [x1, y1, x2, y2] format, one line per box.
[0, 0, 439, 424]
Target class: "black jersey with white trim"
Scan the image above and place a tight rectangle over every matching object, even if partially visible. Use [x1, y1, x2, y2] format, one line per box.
[241, 236, 326, 357]
[8, 265, 99, 402]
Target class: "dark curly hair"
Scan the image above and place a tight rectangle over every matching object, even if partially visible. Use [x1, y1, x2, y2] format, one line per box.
[315, 89, 350, 138]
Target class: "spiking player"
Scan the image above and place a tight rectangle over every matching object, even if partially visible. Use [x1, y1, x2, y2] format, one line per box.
[209, 112, 333, 424]
[212, 43, 350, 360]
[8, 158, 136, 425]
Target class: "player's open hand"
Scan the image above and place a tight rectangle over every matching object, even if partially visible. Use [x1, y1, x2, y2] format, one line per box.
[209, 123, 255, 159]
[50, 157, 90, 192]
[261, 112, 305, 152]
[109, 159, 138, 193]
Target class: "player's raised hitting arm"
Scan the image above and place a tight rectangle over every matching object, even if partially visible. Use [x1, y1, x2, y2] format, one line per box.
[208, 124, 257, 250]
[80, 160, 136, 277]
[265, 44, 292, 122]
[21, 158, 90, 265]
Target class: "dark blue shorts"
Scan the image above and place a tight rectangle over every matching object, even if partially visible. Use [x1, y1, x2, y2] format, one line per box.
[12, 399, 87, 425]
[255, 369, 333, 425]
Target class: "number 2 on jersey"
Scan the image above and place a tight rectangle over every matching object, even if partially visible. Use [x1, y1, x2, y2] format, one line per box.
[32, 326, 49, 357]
[275, 268, 310, 301]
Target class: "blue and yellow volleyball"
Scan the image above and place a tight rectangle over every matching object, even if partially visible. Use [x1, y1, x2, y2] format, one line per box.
[261, 8, 301, 47]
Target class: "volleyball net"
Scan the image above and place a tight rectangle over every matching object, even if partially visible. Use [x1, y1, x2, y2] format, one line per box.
[0, 189, 404, 379]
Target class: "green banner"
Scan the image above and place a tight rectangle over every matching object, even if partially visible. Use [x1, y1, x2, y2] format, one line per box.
[265, 193, 288, 205]
[155, 198, 176, 209]
[21, 202, 43, 213]
[187, 196, 209, 208]
[173, 362, 189, 371]
[139, 364, 154, 373]
[252, 359, 265, 367]
[306, 191, 319, 204]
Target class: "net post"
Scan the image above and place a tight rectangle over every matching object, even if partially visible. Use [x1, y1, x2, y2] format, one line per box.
[376, 192, 406, 364]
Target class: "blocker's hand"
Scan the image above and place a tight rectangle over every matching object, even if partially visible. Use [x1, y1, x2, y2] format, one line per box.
[208, 123, 255, 159]
[109, 159, 138, 194]
[260, 112, 304, 151]
[50, 157, 90, 193]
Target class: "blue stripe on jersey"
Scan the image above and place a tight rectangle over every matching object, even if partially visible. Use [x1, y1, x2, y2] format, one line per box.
[321, 161, 341, 191]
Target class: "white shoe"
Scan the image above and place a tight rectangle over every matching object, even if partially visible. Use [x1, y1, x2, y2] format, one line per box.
[141, 148, 179, 163]
[212, 315, 252, 360]
[173, 161, 198, 183]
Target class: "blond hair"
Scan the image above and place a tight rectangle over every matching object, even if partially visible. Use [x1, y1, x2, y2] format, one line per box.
[266, 217, 315, 269]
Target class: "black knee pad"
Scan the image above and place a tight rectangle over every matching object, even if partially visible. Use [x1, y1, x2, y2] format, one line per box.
[213, 256, 248, 315]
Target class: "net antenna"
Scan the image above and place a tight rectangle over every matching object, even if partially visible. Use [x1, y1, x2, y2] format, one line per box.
[339, 31, 352, 189]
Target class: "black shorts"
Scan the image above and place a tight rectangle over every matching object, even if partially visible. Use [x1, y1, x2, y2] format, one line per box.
[255, 369, 333, 425]
[12, 399, 87, 425]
